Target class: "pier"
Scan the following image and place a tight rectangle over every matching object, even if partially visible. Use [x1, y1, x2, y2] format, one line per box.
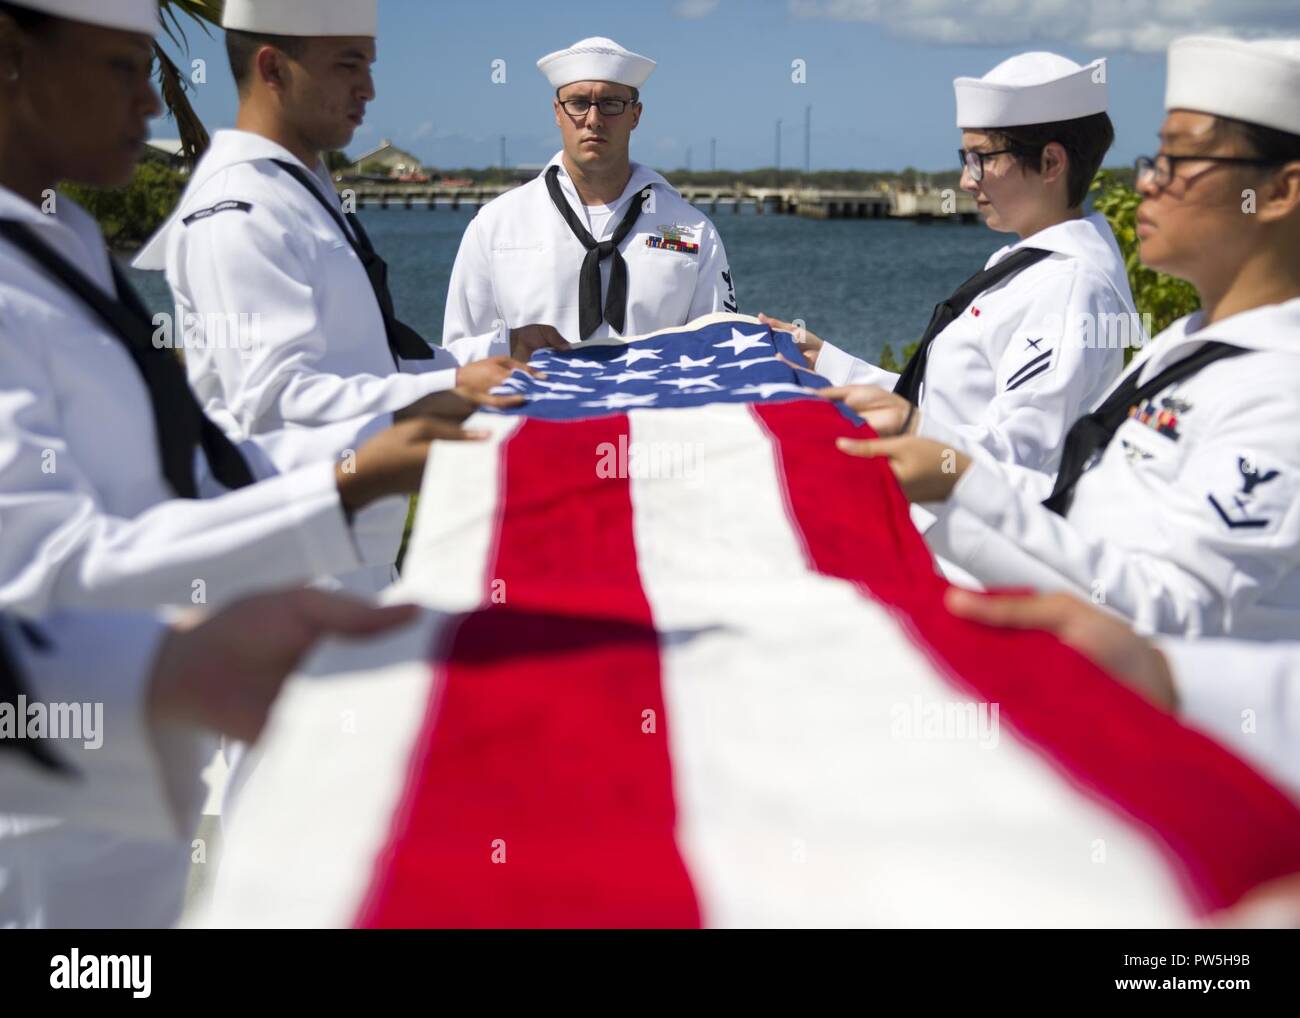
[340, 181, 980, 222]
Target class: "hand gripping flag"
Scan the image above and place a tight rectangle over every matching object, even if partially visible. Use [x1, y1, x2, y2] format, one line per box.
[206, 314, 1300, 928]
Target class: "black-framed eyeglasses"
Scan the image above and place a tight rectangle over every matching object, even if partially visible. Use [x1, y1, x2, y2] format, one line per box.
[958, 147, 1019, 182]
[1134, 152, 1287, 189]
[558, 97, 638, 117]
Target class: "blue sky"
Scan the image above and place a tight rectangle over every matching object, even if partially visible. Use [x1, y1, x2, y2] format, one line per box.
[155, 0, 1298, 172]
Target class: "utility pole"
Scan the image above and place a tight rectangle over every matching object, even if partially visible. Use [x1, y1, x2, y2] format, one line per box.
[804, 105, 811, 175]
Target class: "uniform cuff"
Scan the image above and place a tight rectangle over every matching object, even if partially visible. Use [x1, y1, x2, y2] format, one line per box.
[282, 460, 366, 579]
[443, 322, 510, 366]
[814, 341, 862, 387]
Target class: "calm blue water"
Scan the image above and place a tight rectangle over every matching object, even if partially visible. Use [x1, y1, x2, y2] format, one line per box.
[126, 205, 999, 365]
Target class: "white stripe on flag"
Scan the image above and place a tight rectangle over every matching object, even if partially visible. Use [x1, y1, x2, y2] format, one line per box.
[626, 403, 1191, 926]
[200, 615, 449, 928]
[397, 412, 522, 611]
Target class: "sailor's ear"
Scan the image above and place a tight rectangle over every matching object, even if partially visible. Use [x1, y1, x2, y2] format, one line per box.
[1254, 160, 1300, 226]
[1039, 141, 1069, 188]
[630, 101, 642, 131]
[255, 43, 293, 93]
[553, 96, 563, 130]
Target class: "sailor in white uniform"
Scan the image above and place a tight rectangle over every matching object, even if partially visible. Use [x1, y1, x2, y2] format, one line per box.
[442, 36, 738, 362]
[135, 0, 533, 594]
[840, 36, 1300, 642]
[770, 52, 1132, 479]
[0, 592, 418, 926]
[0, 0, 472, 926]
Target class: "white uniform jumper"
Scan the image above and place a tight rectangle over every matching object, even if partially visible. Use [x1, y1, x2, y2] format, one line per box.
[136, 131, 493, 591]
[0, 184, 392, 926]
[442, 152, 736, 362]
[817, 213, 1135, 477]
[925, 299, 1300, 640]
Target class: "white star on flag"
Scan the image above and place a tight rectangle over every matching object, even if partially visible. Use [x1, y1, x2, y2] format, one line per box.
[733, 383, 810, 399]
[605, 369, 663, 384]
[528, 392, 577, 401]
[581, 392, 659, 409]
[533, 380, 596, 393]
[610, 348, 663, 367]
[713, 329, 769, 356]
[719, 356, 781, 370]
[671, 354, 716, 369]
[542, 370, 586, 379]
[561, 359, 608, 370]
[658, 374, 721, 390]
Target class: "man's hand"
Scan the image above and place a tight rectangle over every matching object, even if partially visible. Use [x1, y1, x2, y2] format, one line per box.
[148, 590, 421, 743]
[758, 312, 824, 370]
[944, 589, 1178, 710]
[836, 434, 970, 503]
[1215, 873, 1300, 928]
[820, 385, 919, 437]
[509, 324, 572, 362]
[395, 386, 523, 423]
[335, 416, 487, 514]
[455, 355, 543, 396]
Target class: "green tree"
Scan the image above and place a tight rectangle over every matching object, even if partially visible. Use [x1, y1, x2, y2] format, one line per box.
[877, 341, 921, 373]
[61, 161, 186, 249]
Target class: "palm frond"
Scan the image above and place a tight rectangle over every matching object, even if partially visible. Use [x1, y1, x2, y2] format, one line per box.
[154, 0, 224, 165]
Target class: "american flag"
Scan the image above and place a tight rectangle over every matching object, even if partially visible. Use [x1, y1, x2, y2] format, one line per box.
[207, 314, 1300, 928]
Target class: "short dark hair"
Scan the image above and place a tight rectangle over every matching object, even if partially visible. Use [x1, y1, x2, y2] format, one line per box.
[985, 112, 1116, 208]
[1213, 114, 1300, 164]
[226, 28, 308, 91]
[0, 1, 56, 33]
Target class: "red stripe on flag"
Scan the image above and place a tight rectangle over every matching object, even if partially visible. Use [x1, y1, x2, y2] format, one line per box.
[357, 416, 701, 928]
[754, 398, 1300, 913]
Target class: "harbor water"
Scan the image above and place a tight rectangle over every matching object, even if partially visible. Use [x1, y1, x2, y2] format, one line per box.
[126, 203, 1000, 367]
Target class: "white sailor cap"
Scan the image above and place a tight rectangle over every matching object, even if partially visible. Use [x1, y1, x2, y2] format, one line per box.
[954, 52, 1108, 129]
[3, 0, 159, 34]
[222, 0, 378, 37]
[1166, 35, 1300, 136]
[537, 37, 656, 91]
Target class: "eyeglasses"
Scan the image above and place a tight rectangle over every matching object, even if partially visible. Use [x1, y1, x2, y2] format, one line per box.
[958, 147, 1019, 182]
[558, 97, 638, 117]
[1134, 152, 1286, 190]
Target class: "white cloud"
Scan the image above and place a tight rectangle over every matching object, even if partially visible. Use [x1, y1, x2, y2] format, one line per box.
[789, 0, 1299, 53]
[673, 0, 722, 18]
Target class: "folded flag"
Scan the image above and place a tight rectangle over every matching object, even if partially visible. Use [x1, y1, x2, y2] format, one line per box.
[207, 314, 1300, 928]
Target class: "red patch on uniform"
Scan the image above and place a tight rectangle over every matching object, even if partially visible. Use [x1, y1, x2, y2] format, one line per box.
[971, 307, 981, 317]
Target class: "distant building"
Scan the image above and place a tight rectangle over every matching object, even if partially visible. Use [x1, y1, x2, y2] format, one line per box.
[346, 140, 425, 179]
[143, 138, 188, 171]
